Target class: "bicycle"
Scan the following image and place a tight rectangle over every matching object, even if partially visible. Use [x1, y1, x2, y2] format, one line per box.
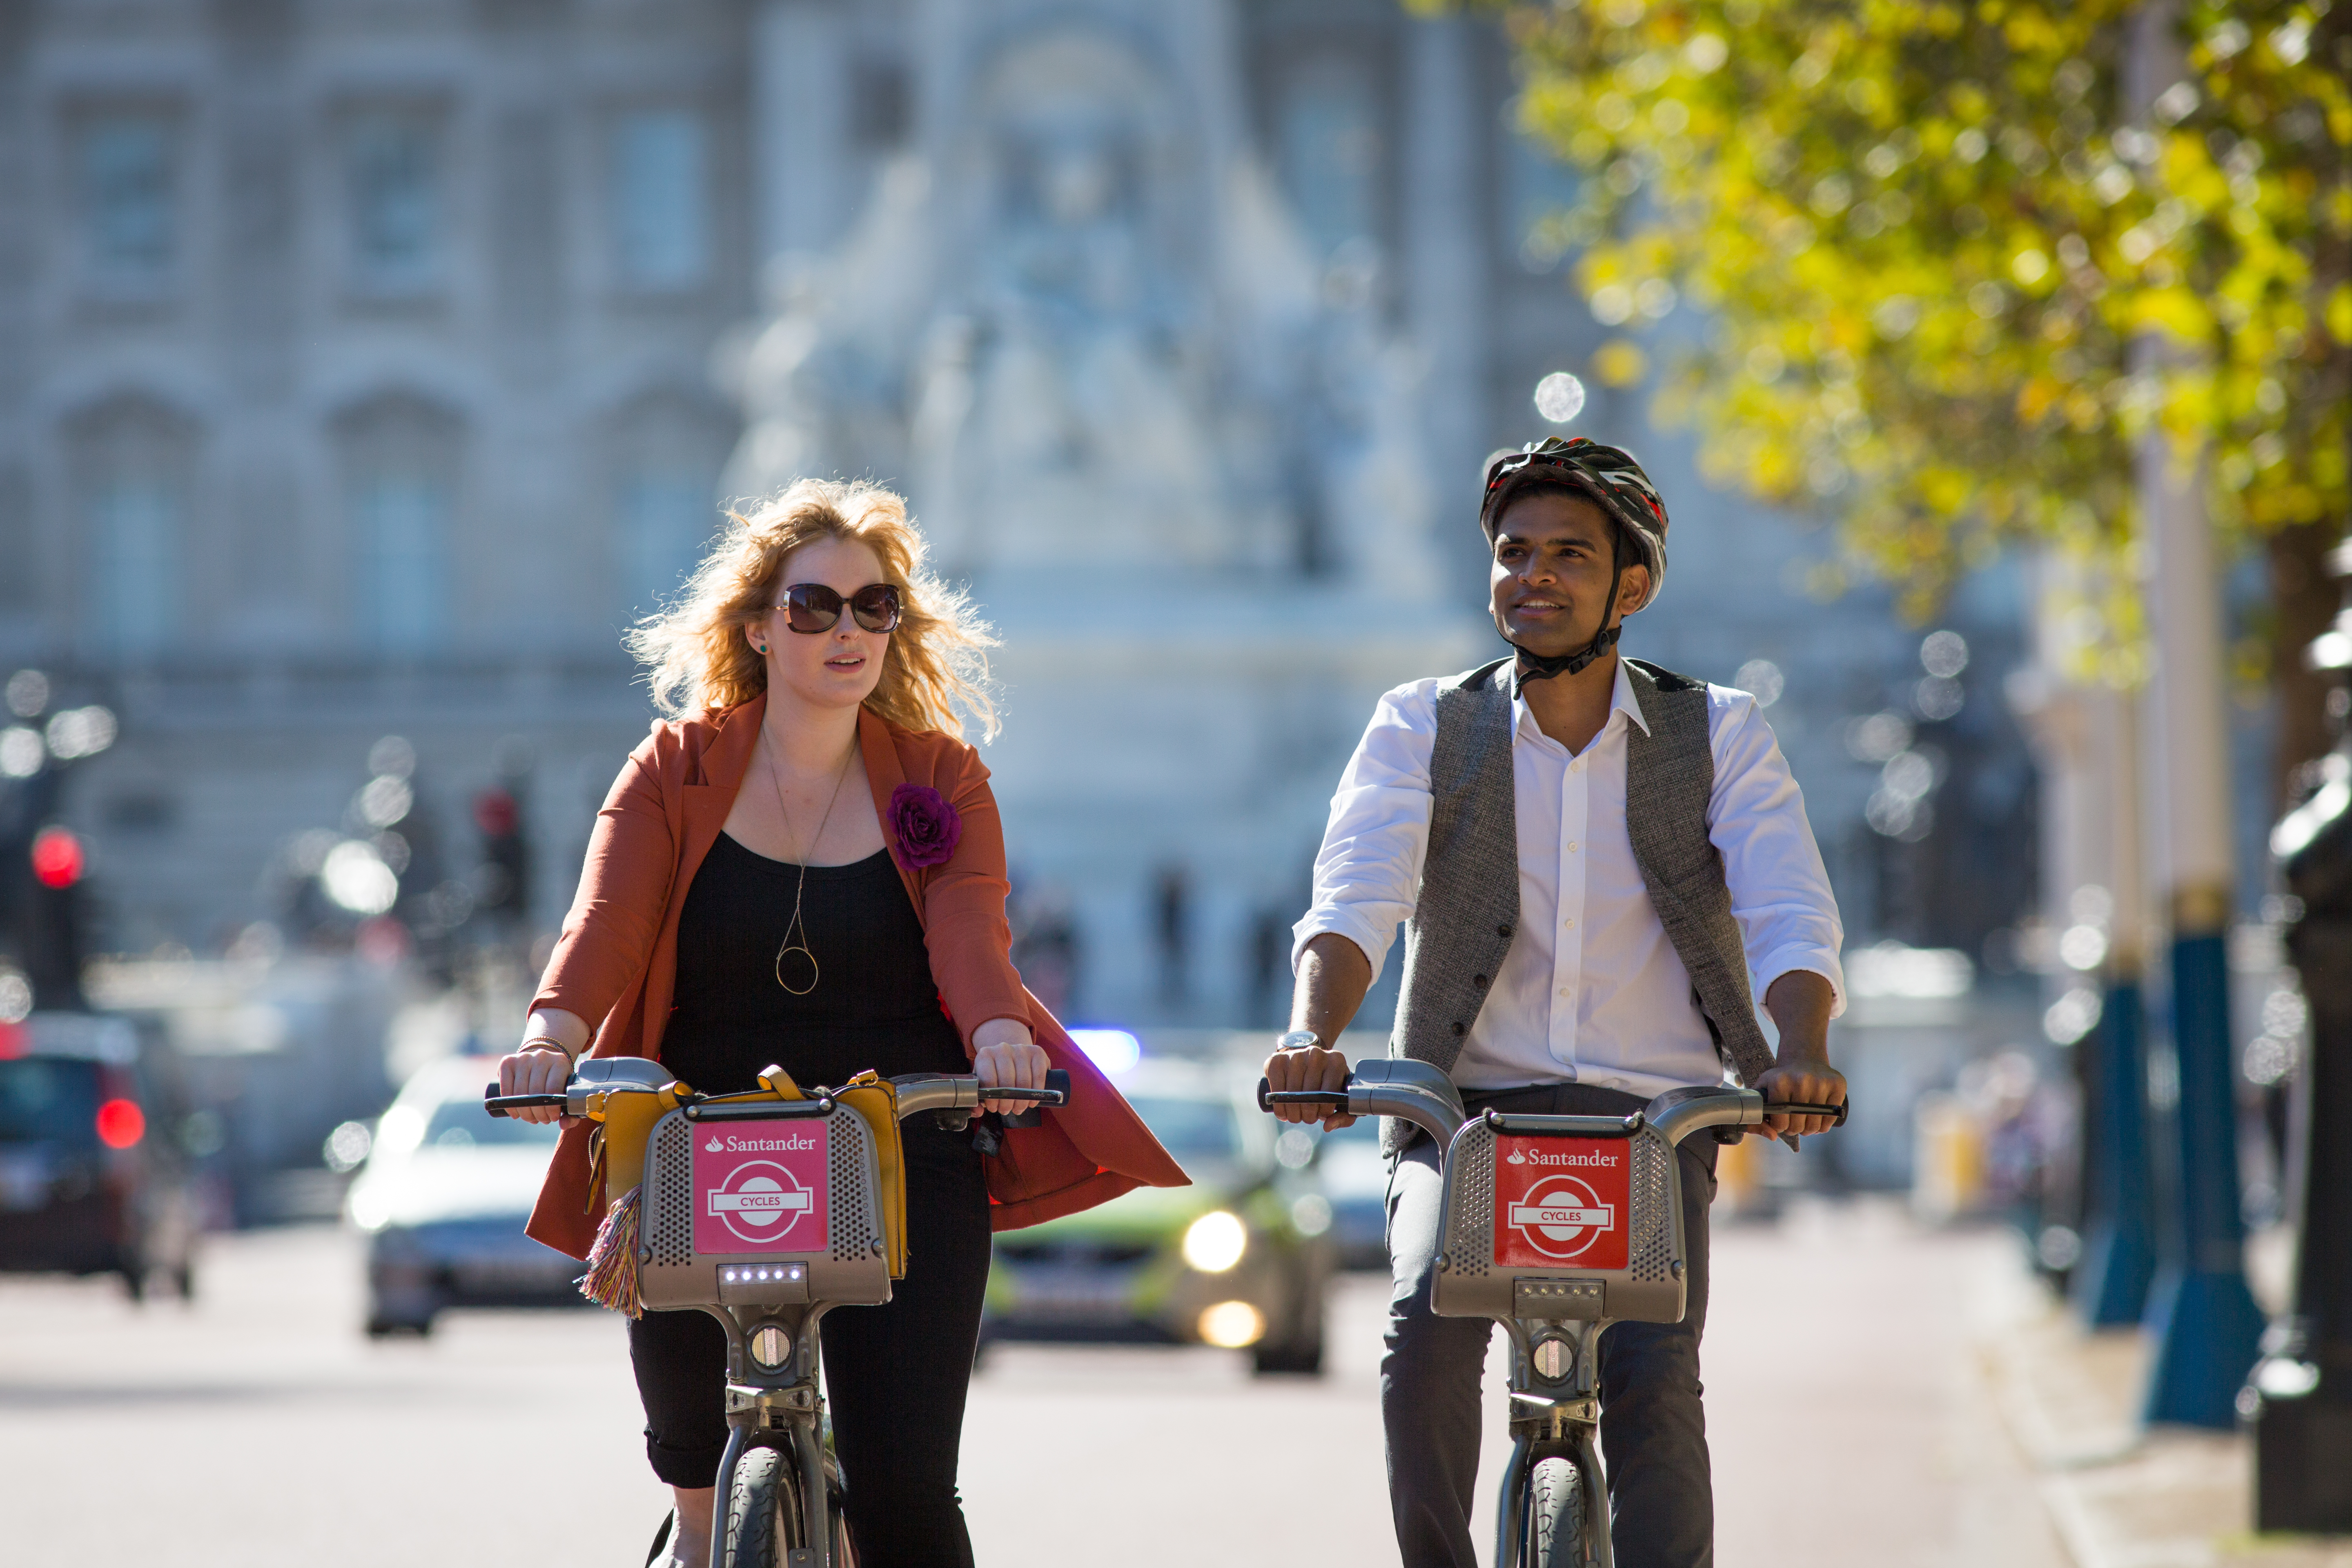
[488, 1056, 1069, 1568]
[1259, 1059, 1844, 1568]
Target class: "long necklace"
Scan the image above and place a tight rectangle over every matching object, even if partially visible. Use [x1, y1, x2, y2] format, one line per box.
[765, 733, 856, 996]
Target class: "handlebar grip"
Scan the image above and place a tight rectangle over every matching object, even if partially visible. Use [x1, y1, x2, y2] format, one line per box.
[983, 1068, 1071, 1105]
[1763, 1100, 1849, 1125]
[482, 1086, 567, 1118]
[1256, 1077, 1352, 1114]
[996, 1068, 1071, 1129]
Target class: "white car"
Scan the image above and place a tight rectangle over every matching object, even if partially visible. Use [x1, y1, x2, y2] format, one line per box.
[345, 1054, 582, 1336]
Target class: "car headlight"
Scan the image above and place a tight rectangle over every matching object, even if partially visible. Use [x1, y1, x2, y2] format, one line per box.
[1181, 1210, 1247, 1273]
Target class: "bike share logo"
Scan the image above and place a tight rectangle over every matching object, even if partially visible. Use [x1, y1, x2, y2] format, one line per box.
[691, 1124, 831, 1255]
[1491, 1134, 1631, 1271]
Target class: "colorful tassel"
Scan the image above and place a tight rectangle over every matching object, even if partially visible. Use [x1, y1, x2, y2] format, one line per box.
[579, 1183, 643, 1317]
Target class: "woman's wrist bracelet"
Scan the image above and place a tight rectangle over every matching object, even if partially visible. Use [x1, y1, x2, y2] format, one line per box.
[518, 1036, 577, 1062]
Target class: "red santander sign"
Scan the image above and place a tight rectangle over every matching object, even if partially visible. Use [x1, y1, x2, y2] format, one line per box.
[1492, 1134, 1631, 1272]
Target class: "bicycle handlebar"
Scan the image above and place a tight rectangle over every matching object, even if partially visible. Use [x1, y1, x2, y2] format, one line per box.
[485, 1067, 1071, 1121]
[1258, 1067, 1846, 1154]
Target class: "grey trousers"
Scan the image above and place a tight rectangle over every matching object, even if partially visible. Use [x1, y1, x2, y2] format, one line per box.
[1382, 1082, 1719, 1568]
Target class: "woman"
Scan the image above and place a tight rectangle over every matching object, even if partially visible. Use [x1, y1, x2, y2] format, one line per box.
[497, 478, 1185, 1567]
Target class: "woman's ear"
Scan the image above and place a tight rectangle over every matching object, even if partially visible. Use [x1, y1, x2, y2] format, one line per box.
[745, 619, 769, 656]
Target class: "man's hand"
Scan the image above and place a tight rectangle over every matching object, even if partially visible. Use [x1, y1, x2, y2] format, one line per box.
[1757, 970, 1844, 1142]
[1750, 1056, 1846, 1140]
[1263, 1043, 1355, 1130]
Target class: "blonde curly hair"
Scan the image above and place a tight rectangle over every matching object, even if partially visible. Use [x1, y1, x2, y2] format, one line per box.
[628, 478, 998, 740]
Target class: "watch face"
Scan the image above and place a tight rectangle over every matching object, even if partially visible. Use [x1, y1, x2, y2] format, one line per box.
[1276, 1031, 1322, 1052]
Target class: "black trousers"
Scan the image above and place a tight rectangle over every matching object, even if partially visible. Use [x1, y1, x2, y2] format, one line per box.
[628, 1120, 993, 1568]
[1383, 1082, 1720, 1568]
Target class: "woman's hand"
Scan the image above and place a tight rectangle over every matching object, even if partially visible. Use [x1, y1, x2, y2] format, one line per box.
[971, 1018, 1048, 1118]
[495, 1009, 590, 1126]
[496, 1044, 573, 1125]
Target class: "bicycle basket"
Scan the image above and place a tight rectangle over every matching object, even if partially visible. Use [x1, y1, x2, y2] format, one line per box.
[637, 1095, 894, 1313]
[1429, 1114, 1687, 1325]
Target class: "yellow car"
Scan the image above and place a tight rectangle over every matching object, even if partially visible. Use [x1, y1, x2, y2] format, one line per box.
[983, 1054, 1337, 1374]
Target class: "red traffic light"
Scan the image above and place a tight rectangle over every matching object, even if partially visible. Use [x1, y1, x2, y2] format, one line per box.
[473, 789, 518, 837]
[30, 827, 83, 889]
[96, 1098, 145, 1149]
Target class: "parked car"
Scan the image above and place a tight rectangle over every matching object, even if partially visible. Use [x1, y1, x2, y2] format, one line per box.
[0, 1012, 200, 1300]
[984, 1056, 1336, 1374]
[345, 1055, 583, 1336]
[1300, 1111, 1390, 1271]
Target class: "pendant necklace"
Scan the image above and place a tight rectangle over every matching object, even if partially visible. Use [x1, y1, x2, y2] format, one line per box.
[766, 733, 855, 996]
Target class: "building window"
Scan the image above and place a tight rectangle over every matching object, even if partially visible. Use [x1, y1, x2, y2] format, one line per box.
[71, 398, 195, 659]
[1505, 123, 1580, 274]
[610, 394, 727, 615]
[76, 115, 176, 294]
[849, 59, 912, 151]
[344, 114, 441, 294]
[1277, 62, 1381, 261]
[609, 109, 708, 292]
[336, 396, 461, 653]
[617, 469, 712, 608]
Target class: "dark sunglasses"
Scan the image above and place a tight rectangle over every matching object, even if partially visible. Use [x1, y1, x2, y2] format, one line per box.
[777, 581, 902, 635]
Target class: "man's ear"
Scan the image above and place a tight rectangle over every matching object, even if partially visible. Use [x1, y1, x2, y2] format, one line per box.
[1615, 564, 1655, 619]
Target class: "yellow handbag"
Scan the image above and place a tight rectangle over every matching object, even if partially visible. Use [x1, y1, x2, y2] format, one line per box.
[754, 1065, 911, 1280]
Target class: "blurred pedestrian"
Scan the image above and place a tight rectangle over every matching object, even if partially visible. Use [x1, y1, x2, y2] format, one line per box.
[1263, 437, 1849, 1568]
[494, 479, 1183, 1568]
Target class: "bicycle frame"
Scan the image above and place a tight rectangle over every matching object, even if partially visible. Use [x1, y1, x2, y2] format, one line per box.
[1263, 1063, 1842, 1568]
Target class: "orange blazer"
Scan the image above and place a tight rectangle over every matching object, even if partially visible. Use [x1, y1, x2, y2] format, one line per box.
[523, 694, 1187, 1258]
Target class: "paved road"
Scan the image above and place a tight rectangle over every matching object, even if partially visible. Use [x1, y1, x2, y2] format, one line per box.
[0, 1200, 2060, 1566]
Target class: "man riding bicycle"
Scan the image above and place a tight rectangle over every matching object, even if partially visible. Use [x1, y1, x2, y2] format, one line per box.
[1263, 436, 1848, 1568]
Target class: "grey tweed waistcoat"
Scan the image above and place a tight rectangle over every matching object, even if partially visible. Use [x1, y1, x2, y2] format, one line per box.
[1382, 655, 1776, 1154]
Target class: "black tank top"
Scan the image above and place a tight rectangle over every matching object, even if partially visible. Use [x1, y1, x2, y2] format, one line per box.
[660, 833, 967, 1096]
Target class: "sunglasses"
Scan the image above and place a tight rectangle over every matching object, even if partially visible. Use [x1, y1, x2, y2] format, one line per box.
[776, 581, 902, 635]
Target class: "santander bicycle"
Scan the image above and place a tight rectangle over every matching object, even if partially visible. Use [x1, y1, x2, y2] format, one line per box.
[488, 1057, 1069, 1568]
[1260, 1060, 1844, 1568]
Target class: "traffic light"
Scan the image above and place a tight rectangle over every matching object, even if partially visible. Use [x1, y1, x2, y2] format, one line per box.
[472, 786, 529, 923]
[19, 824, 87, 1011]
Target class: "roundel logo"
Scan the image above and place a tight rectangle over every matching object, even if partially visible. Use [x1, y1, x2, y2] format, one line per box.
[1506, 1173, 1615, 1260]
[706, 1155, 815, 1245]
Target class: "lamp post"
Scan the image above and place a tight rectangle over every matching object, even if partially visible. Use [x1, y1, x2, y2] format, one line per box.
[2243, 539, 2352, 1529]
[2126, 0, 2264, 1430]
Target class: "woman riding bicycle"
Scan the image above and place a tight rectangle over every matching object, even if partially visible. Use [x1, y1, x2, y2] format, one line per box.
[496, 479, 1184, 1567]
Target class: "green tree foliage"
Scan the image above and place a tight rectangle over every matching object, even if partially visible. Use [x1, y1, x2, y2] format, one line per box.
[1489, 0, 2349, 699]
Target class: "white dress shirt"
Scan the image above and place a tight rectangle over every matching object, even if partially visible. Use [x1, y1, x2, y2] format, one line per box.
[1294, 660, 1846, 1097]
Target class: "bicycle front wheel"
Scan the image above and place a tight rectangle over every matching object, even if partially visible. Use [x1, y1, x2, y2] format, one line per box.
[722, 1445, 790, 1568]
[1523, 1455, 1586, 1568]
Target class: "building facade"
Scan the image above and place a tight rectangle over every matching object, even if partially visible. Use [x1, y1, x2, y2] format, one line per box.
[0, 0, 2036, 1028]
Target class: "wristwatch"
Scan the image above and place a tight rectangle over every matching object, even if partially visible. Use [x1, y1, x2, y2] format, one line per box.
[1273, 1029, 1324, 1054]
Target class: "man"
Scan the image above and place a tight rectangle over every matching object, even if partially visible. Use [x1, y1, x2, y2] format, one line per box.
[1264, 437, 1847, 1568]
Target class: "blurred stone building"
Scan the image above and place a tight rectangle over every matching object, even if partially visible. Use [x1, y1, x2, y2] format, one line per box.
[0, 0, 2036, 1027]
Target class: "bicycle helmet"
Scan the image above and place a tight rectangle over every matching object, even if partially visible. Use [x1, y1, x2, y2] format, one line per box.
[1478, 436, 1670, 682]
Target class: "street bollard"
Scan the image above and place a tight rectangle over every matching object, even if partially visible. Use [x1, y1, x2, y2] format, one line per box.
[2139, 928, 2267, 1428]
[2071, 976, 2157, 1327]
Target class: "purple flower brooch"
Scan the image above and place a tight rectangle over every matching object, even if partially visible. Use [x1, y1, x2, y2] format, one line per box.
[889, 784, 962, 870]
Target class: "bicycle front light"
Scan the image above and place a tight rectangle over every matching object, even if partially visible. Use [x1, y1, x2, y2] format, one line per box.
[1181, 1210, 1247, 1273]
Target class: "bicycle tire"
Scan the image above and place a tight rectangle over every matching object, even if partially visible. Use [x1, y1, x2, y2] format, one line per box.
[1523, 1455, 1585, 1568]
[722, 1445, 790, 1568]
